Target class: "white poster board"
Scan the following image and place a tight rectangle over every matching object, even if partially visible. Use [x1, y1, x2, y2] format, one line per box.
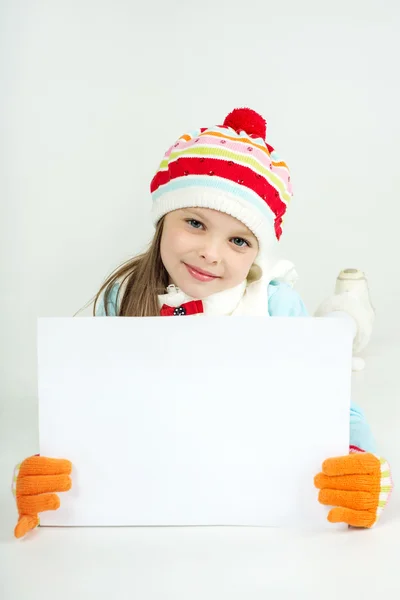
[38, 316, 352, 528]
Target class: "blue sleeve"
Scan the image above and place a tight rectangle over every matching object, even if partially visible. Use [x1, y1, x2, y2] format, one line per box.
[95, 283, 120, 316]
[267, 281, 377, 454]
[349, 402, 377, 453]
[268, 281, 309, 317]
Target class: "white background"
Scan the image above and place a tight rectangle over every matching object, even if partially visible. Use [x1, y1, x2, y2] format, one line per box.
[1, 1, 400, 598]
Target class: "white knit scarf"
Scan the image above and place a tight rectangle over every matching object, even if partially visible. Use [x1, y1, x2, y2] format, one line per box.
[157, 260, 297, 317]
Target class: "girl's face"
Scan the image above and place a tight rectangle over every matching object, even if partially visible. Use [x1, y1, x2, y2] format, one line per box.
[160, 208, 259, 299]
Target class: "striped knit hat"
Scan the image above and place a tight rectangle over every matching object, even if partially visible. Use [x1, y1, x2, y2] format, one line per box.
[150, 107, 293, 270]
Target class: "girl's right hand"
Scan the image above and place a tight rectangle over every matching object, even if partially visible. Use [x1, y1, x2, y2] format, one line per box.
[13, 455, 72, 538]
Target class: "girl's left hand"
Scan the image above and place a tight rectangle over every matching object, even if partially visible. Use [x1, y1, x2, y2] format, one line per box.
[314, 452, 393, 528]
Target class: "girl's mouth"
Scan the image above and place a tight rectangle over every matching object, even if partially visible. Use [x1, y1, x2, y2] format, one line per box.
[184, 263, 220, 282]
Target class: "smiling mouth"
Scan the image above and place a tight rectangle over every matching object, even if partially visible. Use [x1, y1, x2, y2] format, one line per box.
[184, 263, 221, 282]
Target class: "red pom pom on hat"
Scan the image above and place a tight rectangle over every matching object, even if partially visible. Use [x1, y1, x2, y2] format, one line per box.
[223, 107, 267, 141]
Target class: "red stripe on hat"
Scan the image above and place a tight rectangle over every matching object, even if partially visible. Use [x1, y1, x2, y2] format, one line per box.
[150, 157, 287, 221]
[275, 216, 283, 240]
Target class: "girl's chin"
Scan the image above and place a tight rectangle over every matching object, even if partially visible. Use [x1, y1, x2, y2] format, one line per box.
[176, 278, 225, 299]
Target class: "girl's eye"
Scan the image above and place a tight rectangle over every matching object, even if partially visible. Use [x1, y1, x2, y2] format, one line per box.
[187, 219, 204, 230]
[231, 237, 250, 248]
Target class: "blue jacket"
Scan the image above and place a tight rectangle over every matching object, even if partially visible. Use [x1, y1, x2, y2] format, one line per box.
[97, 280, 377, 454]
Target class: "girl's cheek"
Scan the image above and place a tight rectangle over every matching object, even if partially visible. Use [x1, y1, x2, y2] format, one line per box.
[176, 229, 196, 248]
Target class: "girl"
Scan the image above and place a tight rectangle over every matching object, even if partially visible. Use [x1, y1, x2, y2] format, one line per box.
[13, 108, 393, 539]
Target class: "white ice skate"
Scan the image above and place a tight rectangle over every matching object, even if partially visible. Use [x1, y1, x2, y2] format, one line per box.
[315, 268, 375, 371]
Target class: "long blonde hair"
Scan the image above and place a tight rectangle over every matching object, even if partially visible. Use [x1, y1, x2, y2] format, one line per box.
[93, 218, 169, 317]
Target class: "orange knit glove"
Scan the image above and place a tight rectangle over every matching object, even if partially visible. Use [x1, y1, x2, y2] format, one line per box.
[13, 456, 72, 539]
[314, 452, 393, 528]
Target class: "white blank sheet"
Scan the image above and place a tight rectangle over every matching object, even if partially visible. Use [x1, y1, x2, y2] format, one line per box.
[38, 316, 352, 528]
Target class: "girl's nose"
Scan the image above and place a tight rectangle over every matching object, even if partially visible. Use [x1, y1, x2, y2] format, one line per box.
[199, 239, 222, 265]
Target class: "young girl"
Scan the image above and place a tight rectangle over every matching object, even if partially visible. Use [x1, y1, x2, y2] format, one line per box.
[13, 108, 393, 539]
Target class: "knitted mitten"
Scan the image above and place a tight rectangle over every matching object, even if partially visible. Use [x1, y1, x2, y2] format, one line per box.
[13, 456, 72, 538]
[314, 453, 393, 527]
